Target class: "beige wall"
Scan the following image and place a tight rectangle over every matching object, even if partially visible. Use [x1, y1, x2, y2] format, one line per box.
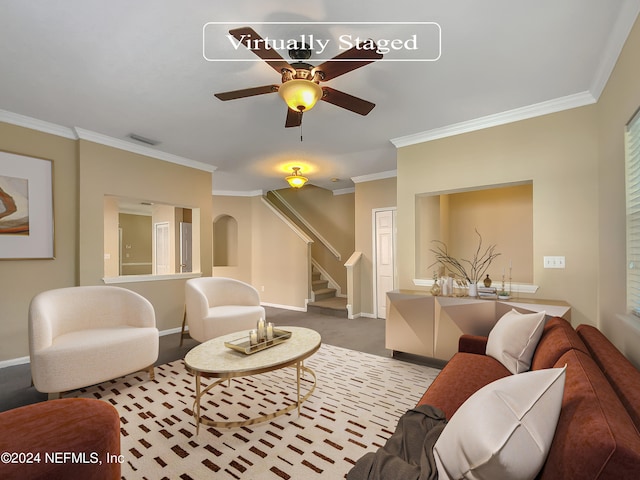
[119, 213, 152, 275]
[397, 106, 600, 326]
[251, 196, 311, 309]
[354, 177, 397, 316]
[103, 196, 120, 277]
[77, 140, 213, 332]
[416, 184, 534, 283]
[211, 194, 312, 310]
[596, 15, 640, 365]
[0, 123, 78, 361]
[78, 140, 212, 285]
[396, 16, 640, 368]
[272, 185, 355, 293]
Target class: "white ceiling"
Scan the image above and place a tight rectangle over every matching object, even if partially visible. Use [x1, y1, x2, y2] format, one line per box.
[1, 1, 639, 194]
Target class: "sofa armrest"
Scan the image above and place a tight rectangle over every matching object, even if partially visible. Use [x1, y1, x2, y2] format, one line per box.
[459, 335, 488, 355]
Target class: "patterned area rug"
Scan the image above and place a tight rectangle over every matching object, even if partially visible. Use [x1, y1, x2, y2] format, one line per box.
[71, 344, 440, 479]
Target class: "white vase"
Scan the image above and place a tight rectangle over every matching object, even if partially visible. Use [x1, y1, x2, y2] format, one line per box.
[468, 282, 478, 297]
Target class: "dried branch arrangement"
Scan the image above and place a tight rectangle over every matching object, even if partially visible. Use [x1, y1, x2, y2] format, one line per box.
[430, 229, 501, 284]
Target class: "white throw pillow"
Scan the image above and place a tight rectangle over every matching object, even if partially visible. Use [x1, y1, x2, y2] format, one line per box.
[434, 367, 566, 480]
[486, 309, 547, 374]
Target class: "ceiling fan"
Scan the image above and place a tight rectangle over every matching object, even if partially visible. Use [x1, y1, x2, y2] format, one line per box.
[214, 27, 383, 128]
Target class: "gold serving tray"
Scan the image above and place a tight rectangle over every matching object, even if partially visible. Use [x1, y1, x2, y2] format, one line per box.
[225, 329, 292, 355]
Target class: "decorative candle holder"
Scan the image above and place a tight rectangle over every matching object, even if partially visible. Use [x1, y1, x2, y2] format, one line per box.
[257, 318, 266, 342]
[266, 322, 274, 341]
[509, 264, 513, 297]
[498, 270, 510, 299]
[249, 329, 258, 346]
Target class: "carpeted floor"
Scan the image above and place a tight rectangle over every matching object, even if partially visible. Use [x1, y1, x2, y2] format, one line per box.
[70, 343, 440, 479]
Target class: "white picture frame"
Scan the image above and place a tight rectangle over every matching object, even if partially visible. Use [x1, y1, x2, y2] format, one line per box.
[0, 151, 54, 259]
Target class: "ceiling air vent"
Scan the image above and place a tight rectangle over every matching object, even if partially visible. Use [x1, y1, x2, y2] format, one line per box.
[127, 133, 160, 146]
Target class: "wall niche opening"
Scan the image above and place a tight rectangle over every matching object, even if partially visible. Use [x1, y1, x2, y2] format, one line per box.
[416, 181, 534, 285]
[103, 195, 200, 279]
[213, 214, 238, 267]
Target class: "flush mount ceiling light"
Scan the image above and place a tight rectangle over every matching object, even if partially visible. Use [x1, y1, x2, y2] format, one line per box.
[285, 167, 308, 188]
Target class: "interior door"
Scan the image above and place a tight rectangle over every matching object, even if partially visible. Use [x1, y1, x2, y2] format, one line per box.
[375, 209, 396, 319]
[180, 222, 192, 273]
[154, 222, 170, 274]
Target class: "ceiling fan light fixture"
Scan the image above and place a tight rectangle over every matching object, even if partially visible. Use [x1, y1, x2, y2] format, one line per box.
[279, 79, 322, 112]
[285, 167, 308, 188]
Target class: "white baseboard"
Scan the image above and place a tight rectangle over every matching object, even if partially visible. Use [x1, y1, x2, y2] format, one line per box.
[261, 302, 308, 312]
[0, 355, 30, 369]
[160, 326, 185, 336]
[347, 304, 377, 320]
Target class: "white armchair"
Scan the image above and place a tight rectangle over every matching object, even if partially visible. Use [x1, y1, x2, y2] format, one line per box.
[184, 277, 266, 343]
[29, 286, 159, 399]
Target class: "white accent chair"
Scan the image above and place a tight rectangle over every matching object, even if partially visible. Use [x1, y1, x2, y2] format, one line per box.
[29, 286, 159, 399]
[184, 277, 266, 343]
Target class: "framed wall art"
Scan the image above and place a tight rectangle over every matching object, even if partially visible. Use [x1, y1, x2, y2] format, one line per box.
[0, 151, 54, 259]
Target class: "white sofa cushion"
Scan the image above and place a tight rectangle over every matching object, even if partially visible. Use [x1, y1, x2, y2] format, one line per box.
[486, 309, 547, 374]
[434, 367, 566, 480]
[32, 326, 158, 392]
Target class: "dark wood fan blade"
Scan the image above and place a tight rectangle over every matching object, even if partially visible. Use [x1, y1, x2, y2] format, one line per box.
[313, 42, 383, 81]
[229, 27, 293, 74]
[320, 86, 376, 116]
[214, 85, 279, 101]
[285, 108, 302, 128]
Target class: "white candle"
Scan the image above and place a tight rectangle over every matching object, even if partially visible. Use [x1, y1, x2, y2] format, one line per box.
[249, 329, 258, 346]
[266, 322, 274, 341]
[257, 318, 265, 342]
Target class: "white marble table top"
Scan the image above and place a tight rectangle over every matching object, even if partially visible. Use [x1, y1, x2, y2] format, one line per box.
[184, 326, 322, 376]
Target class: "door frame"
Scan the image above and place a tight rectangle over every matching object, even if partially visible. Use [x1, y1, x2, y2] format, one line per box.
[372, 207, 397, 319]
[153, 221, 171, 275]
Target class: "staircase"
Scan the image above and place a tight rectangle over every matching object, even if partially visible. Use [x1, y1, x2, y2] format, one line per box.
[308, 265, 348, 317]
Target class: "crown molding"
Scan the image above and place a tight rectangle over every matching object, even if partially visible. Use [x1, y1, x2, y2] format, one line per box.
[0, 109, 217, 173]
[333, 187, 355, 196]
[390, 91, 597, 148]
[0, 109, 76, 139]
[74, 127, 217, 173]
[351, 170, 397, 184]
[213, 189, 265, 197]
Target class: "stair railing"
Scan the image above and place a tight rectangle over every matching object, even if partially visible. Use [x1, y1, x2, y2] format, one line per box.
[311, 259, 342, 299]
[270, 190, 341, 260]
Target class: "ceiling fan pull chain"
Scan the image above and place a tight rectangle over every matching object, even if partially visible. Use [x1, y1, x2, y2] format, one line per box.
[300, 120, 303, 142]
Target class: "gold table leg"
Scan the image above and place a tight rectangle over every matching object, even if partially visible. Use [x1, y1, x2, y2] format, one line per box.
[191, 366, 316, 432]
[194, 372, 202, 435]
[296, 361, 301, 416]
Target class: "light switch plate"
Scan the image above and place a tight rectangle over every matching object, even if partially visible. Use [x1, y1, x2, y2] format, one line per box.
[543, 256, 565, 268]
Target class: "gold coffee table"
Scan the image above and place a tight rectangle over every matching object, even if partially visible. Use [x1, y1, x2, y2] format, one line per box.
[184, 326, 321, 432]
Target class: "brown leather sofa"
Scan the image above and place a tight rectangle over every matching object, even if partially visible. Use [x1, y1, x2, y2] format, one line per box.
[418, 317, 640, 479]
[0, 398, 121, 480]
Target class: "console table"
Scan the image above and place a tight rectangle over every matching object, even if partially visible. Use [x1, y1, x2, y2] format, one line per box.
[386, 290, 570, 362]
